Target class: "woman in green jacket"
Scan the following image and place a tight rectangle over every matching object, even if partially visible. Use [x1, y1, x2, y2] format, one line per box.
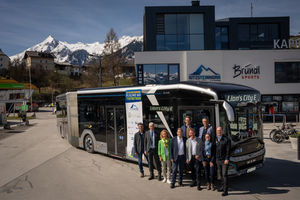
[158, 129, 172, 184]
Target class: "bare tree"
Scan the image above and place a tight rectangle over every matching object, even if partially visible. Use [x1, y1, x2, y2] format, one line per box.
[101, 28, 124, 86]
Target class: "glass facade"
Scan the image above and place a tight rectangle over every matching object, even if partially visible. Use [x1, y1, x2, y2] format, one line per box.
[275, 62, 300, 83]
[238, 23, 279, 42]
[216, 26, 229, 50]
[142, 64, 179, 85]
[156, 14, 204, 51]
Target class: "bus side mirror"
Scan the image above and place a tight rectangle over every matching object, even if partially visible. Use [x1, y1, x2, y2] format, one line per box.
[223, 101, 234, 122]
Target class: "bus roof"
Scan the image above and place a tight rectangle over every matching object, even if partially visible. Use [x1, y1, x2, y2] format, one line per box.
[77, 82, 260, 101]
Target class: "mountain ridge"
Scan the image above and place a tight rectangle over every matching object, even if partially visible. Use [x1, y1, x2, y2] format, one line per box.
[10, 35, 143, 66]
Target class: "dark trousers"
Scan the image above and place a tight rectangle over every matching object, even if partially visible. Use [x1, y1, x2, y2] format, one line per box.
[216, 160, 228, 192]
[148, 148, 161, 176]
[138, 152, 148, 174]
[189, 156, 201, 186]
[171, 155, 185, 184]
[203, 159, 215, 184]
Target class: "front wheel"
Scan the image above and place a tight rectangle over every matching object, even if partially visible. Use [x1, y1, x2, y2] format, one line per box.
[273, 131, 284, 143]
[84, 135, 94, 153]
[269, 129, 277, 141]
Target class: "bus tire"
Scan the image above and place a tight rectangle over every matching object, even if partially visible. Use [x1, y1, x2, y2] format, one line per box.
[84, 134, 94, 153]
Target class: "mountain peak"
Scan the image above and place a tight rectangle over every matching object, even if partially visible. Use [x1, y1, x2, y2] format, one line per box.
[42, 35, 57, 43]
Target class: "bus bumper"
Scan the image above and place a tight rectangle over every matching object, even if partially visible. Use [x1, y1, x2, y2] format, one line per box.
[228, 162, 264, 177]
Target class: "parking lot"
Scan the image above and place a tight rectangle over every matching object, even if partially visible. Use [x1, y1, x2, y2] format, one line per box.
[0, 108, 299, 200]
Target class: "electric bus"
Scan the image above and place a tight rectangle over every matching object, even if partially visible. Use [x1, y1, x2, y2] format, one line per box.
[56, 82, 265, 176]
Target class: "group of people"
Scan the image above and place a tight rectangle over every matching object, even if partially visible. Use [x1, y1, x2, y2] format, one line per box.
[133, 116, 231, 196]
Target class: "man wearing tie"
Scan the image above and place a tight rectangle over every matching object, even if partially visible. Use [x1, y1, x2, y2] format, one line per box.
[181, 116, 195, 138]
[145, 122, 162, 180]
[199, 117, 214, 142]
[170, 128, 187, 189]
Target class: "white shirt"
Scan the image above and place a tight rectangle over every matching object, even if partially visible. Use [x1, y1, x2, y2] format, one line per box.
[177, 137, 184, 156]
[191, 137, 197, 156]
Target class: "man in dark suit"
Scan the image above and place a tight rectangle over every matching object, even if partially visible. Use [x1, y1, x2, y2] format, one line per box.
[144, 122, 162, 180]
[170, 128, 187, 189]
[215, 126, 231, 196]
[134, 123, 148, 178]
[181, 116, 196, 138]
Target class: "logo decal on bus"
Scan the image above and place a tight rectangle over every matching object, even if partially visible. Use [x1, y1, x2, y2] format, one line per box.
[130, 104, 139, 111]
[189, 65, 221, 81]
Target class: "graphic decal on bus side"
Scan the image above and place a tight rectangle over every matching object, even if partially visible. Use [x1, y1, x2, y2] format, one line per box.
[146, 87, 174, 138]
[125, 90, 143, 158]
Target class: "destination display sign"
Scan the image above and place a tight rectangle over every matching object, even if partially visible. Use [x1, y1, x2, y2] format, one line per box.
[150, 106, 173, 112]
[225, 93, 260, 106]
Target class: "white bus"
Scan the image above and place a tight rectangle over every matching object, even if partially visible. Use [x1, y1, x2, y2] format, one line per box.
[56, 82, 265, 176]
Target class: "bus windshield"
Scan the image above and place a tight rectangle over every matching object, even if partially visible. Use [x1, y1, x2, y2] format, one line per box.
[229, 104, 261, 143]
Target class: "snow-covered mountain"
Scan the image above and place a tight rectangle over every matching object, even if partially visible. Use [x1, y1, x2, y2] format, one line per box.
[10, 35, 143, 66]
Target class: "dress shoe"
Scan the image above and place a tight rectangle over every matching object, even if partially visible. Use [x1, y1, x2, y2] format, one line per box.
[217, 186, 224, 192]
[148, 176, 154, 180]
[211, 184, 215, 191]
[206, 183, 211, 190]
[170, 183, 175, 189]
[222, 191, 228, 196]
[197, 185, 202, 191]
[190, 182, 196, 187]
[158, 175, 162, 181]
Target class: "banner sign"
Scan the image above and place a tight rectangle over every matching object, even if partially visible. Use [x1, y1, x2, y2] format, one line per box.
[125, 90, 143, 158]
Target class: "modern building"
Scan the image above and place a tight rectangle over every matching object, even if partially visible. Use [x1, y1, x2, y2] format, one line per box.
[143, 1, 215, 51]
[0, 49, 10, 69]
[135, 1, 300, 122]
[24, 51, 55, 70]
[215, 17, 290, 50]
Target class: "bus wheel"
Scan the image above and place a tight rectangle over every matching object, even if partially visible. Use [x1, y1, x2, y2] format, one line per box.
[84, 135, 94, 153]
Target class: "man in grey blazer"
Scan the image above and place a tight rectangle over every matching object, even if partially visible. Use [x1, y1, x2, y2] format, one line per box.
[144, 122, 162, 180]
[134, 123, 148, 178]
[199, 117, 214, 142]
[186, 128, 202, 190]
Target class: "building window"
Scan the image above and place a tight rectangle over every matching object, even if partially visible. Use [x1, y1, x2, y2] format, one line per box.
[156, 13, 204, 50]
[142, 64, 179, 85]
[275, 62, 300, 83]
[216, 26, 229, 50]
[238, 23, 279, 42]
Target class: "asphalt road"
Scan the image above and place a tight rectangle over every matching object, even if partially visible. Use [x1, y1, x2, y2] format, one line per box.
[0, 108, 299, 200]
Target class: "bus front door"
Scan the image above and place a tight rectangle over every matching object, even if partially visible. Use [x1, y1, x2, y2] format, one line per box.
[106, 106, 126, 157]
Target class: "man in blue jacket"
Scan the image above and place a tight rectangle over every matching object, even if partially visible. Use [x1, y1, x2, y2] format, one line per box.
[170, 128, 187, 189]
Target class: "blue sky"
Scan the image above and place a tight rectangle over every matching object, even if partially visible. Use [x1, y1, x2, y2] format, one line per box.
[0, 0, 299, 56]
